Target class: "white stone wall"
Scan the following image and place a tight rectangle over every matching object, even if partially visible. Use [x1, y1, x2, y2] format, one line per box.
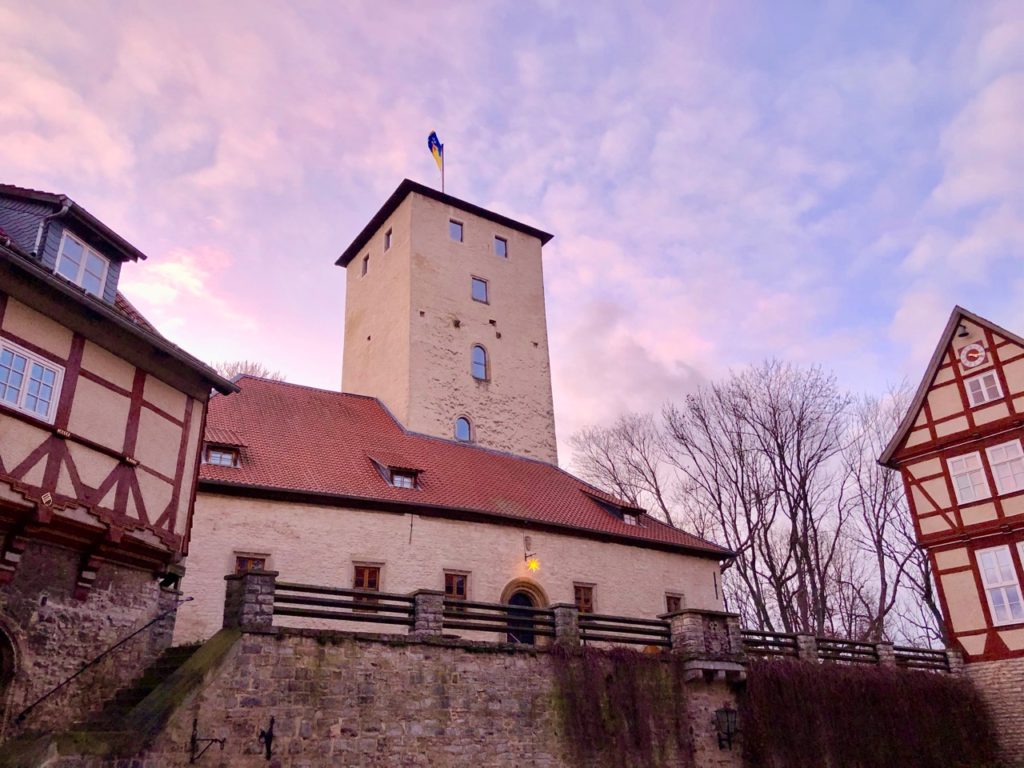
[340, 191, 558, 464]
[173, 491, 725, 644]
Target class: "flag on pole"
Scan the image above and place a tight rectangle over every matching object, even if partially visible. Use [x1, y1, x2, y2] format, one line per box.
[427, 131, 444, 172]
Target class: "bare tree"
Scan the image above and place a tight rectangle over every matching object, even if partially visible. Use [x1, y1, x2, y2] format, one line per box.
[569, 413, 677, 525]
[570, 360, 943, 643]
[214, 359, 286, 381]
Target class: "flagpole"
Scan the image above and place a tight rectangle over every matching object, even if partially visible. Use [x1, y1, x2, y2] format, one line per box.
[441, 151, 445, 194]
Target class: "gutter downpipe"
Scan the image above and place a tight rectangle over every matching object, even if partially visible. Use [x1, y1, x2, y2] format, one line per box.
[32, 197, 72, 262]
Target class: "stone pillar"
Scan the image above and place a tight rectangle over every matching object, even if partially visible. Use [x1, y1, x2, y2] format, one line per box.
[875, 641, 896, 667]
[945, 647, 964, 675]
[411, 590, 444, 638]
[795, 634, 818, 663]
[148, 585, 182, 657]
[551, 603, 580, 647]
[668, 609, 747, 768]
[223, 570, 278, 631]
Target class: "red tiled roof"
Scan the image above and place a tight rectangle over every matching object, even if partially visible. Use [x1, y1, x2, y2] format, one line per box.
[114, 292, 162, 336]
[199, 377, 730, 558]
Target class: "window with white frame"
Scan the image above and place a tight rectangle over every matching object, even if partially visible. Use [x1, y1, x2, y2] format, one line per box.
[966, 371, 1003, 407]
[977, 545, 1024, 625]
[0, 340, 63, 423]
[948, 452, 990, 504]
[986, 441, 1024, 496]
[56, 232, 109, 298]
[204, 445, 239, 467]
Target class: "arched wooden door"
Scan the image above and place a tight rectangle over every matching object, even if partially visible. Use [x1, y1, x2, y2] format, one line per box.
[507, 590, 536, 645]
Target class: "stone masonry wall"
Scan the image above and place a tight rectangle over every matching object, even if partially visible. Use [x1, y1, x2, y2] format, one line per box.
[967, 657, 1024, 765]
[0, 541, 173, 740]
[92, 629, 741, 768]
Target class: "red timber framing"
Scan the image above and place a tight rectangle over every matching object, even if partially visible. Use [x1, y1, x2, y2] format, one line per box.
[0, 296, 202, 591]
[882, 307, 1024, 664]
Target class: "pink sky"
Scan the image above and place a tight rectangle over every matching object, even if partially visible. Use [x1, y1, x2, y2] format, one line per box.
[2, 1, 1022, 465]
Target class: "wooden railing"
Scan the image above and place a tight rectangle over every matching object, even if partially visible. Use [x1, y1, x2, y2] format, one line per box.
[741, 629, 798, 658]
[816, 637, 879, 664]
[578, 613, 671, 648]
[273, 581, 415, 628]
[894, 645, 950, 672]
[233, 574, 957, 673]
[442, 598, 556, 641]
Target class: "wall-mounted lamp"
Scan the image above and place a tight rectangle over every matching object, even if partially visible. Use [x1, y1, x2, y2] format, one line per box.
[957, 323, 970, 338]
[714, 707, 739, 750]
[524, 535, 540, 572]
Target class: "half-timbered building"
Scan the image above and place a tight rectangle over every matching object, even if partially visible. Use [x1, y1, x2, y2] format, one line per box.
[881, 305, 1024, 760]
[0, 184, 234, 734]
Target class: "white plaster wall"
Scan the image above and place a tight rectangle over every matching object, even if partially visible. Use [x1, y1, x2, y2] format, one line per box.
[173, 492, 725, 644]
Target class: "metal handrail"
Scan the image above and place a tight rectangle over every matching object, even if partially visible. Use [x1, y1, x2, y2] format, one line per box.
[14, 595, 193, 724]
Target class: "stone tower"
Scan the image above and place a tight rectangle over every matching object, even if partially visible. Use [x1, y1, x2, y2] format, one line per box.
[337, 179, 558, 464]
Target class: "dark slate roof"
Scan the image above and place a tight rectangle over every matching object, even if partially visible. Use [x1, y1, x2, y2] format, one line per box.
[0, 183, 147, 262]
[335, 179, 554, 267]
[200, 376, 731, 559]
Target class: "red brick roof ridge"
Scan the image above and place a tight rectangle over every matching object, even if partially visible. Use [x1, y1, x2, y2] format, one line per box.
[200, 377, 732, 558]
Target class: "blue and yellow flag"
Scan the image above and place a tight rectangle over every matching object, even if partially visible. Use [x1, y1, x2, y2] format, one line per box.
[427, 131, 444, 171]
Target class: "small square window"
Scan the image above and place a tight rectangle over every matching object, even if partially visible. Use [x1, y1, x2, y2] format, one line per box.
[471, 277, 488, 304]
[449, 220, 463, 242]
[235, 555, 266, 574]
[966, 371, 1003, 407]
[205, 446, 239, 467]
[622, 513, 639, 526]
[444, 572, 468, 601]
[384, 228, 392, 251]
[665, 594, 683, 613]
[353, 564, 381, 610]
[391, 470, 416, 489]
[494, 236, 507, 258]
[574, 584, 594, 614]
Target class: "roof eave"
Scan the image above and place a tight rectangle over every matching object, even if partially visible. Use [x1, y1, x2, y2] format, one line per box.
[197, 477, 732, 560]
[0, 243, 237, 394]
[335, 179, 554, 268]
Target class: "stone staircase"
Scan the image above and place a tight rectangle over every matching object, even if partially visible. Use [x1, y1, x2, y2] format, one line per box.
[71, 643, 201, 732]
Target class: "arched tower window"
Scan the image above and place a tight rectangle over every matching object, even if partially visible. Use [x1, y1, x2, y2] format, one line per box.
[471, 345, 488, 381]
[454, 417, 472, 442]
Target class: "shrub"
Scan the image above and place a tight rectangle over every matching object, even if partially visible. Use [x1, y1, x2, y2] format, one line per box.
[740, 659, 1001, 768]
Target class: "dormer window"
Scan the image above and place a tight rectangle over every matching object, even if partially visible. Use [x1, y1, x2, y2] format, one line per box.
[390, 469, 417, 489]
[623, 512, 639, 526]
[204, 445, 239, 467]
[56, 232, 109, 298]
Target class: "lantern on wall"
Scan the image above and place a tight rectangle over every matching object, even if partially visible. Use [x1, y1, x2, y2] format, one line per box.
[714, 706, 739, 750]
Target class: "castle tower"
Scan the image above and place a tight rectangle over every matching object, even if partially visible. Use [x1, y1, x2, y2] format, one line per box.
[337, 180, 558, 464]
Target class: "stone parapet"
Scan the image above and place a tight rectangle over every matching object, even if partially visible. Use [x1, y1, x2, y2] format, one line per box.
[875, 641, 896, 667]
